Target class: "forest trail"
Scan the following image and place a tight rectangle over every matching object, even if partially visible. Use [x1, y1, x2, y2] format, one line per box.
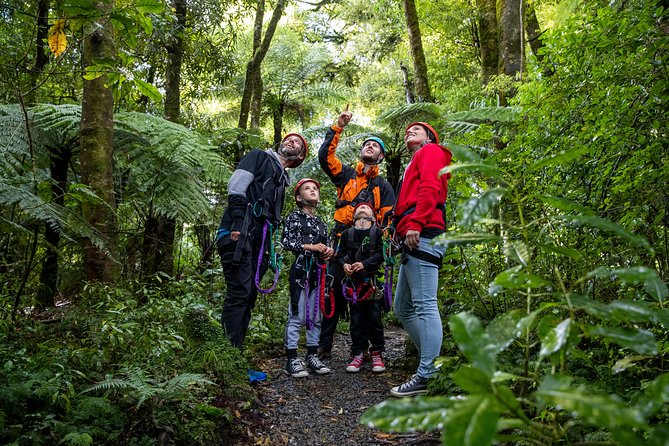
[228, 326, 440, 445]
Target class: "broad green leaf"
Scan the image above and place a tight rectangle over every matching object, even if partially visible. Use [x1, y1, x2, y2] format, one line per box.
[503, 240, 530, 266]
[459, 188, 506, 229]
[538, 195, 596, 215]
[612, 355, 652, 374]
[516, 303, 560, 335]
[360, 396, 455, 432]
[443, 395, 499, 446]
[589, 326, 657, 355]
[440, 162, 502, 179]
[137, 0, 165, 13]
[433, 233, 499, 249]
[536, 374, 646, 428]
[584, 266, 659, 283]
[494, 384, 522, 412]
[644, 277, 668, 303]
[556, 215, 652, 253]
[636, 373, 669, 418]
[612, 428, 650, 446]
[452, 366, 491, 394]
[570, 295, 655, 323]
[449, 313, 496, 378]
[540, 318, 571, 357]
[537, 243, 582, 259]
[493, 266, 549, 289]
[447, 143, 481, 163]
[134, 79, 162, 102]
[136, 13, 153, 35]
[486, 310, 523, 354]
[528, 145, 592, 171]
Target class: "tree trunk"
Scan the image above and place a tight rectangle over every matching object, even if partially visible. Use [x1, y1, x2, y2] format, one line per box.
[400, 64, 415, 104]
[28, 0, 50, 104]
[238, 0, 288, 131]
[272, 101, 284, 146]
[499, 0, 523, 77]
[524, 0, 544, 63]
[402, 0, 432, 102]
[250, 69, 263, 130]
[476, 0, 499, 83]
[36, 145, 72, 308]
[79, 0, 119, 283]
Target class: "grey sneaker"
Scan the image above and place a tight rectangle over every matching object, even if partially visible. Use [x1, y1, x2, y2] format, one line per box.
[285, 358, 309, 378]
[390, 375, 429, 397]
[306, 354, 331, 375]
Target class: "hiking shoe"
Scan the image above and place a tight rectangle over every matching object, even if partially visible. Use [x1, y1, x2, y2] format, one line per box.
[390, 375, 429, 397]
[346, 353, 365, 373]
[285, 358, 309, 378]
[306, 354, 331, 375]
[371, 351, 386, 373]
[317, 347, 332, 360]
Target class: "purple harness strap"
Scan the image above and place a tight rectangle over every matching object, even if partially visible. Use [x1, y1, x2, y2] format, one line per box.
[255, 221, 280, 294]
[305, 263, 322, 330]
[384, 264, 393, 309]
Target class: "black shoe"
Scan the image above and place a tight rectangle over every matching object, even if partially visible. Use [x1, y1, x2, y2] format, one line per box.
[306, 354, 331, 374]
[390, 375, 429, 397]
[285, 358, 309, 378]
[317, 347, 331, 360]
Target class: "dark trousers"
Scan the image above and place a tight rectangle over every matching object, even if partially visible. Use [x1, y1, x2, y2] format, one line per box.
[350, 298, 385, 356]
[218, 233, 269, 349]
[318, 261, 347, 351]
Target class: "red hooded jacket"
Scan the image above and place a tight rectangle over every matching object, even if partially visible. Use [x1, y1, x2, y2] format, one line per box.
[393, 142, 452, 238]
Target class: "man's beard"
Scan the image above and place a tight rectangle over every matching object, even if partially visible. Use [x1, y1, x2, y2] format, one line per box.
[278, 143, 302, 161]
[360, 152, 379, 164]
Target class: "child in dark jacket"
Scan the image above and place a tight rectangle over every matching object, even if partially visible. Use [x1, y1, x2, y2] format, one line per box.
[281, 178, 334, 378]
[337, 203, 386, 373]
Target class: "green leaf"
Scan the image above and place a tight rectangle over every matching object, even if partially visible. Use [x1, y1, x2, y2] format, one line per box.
[589, 326, 657, 355]
[443, 395, 499, 446]
[612, 355, 652, 374]
[538, 195, 596, 215]
[134, 79, 162, 102]
[449, 313, 496, 378]
[570, 295, 655, 323]
[536, 374, 646, 428]
[360, 396, 455, 432]
[644, 277, 668, 303]
[459, 188, 506, 229]
[503, 241, 530, 266]
[137, 0, 165, 13]
[584, 266, 659, 283]
[493, 266, 550, 289]
[637, 373, 669, 418]
[440, 162, 503, 179]
[528, 145, 592, 171]
[539, 318, 571, 357]
[537, 243, 582, 259]
[556, 215, 652, 253]
[433, 233, 500, 248]
[486, 310, 523, 354]
[452, 367, 491, 394]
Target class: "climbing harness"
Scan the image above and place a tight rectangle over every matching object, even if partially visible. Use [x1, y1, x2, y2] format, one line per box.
[382, 226, 402, 310]
[255, 220, 283, 294]
[304, 260, 330, 330]
[318, 262, 334, 319]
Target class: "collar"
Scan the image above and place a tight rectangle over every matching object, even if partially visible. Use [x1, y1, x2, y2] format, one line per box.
[356, 161, 379, 177]
[267, 149, 290, 185]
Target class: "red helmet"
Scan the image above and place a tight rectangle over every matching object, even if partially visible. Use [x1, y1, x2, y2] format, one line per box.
[293, 178, 321, 200]
[405, 122, 439, 145]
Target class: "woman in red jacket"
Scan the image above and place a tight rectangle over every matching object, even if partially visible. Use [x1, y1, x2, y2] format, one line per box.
[390, 122, 452, 397]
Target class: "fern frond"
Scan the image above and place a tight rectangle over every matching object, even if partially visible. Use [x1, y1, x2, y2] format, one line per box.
[376, 102, 443, 128]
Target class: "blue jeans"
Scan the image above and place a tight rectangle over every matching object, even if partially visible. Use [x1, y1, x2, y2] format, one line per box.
[285, 287, 322, 350]
[393, 237, 445, 379]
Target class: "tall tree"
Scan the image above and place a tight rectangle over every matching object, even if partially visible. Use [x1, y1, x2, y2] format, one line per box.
[237, 0, 288, 136]
[476, 0, 499, 82]
[524, 0, 545, 64]
[402, 0, 432, 102]
[79, 0, 119, 282]
[499, 0, 522, 77]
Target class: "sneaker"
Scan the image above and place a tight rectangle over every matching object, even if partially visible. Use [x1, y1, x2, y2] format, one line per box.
[285, 358, 309, 378]
[317, 347, 332, 360]
[390, 375, 429, 397]
[346, 353, 364, 373]
[370, 351, 386, 373]
[306, 354, 331, 375]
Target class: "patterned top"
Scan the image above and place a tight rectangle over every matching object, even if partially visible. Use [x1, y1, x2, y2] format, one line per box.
[281, 210, 329, 254]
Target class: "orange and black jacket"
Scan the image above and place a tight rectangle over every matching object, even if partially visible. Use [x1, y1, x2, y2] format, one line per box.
[318, 125, 395, 237]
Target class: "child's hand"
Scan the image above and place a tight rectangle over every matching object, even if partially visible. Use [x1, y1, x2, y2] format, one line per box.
[351, 262, 365, 273]
[343, 263, 353, 275]
[322, 246, 334, 260]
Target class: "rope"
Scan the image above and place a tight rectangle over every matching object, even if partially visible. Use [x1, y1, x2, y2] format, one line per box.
[319, 262, 334, 318]
[255, 220, 282, 294]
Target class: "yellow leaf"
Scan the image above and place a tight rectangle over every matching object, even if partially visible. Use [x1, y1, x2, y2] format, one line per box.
[48, 20, 67, 57]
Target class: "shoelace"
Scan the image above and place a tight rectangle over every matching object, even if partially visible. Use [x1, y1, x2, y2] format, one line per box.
[400, 375, 421, 390]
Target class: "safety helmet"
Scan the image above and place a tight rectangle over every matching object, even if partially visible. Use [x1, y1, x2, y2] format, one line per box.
[362, 136, 387, 155]
[405, 122, 439, 145]
[281, 133, 309, 167]
[293, 178, 321, 201]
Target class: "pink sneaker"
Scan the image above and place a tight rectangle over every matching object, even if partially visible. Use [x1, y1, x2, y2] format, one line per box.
[371, 351, 386, 373]
[346, 353, 364, 373]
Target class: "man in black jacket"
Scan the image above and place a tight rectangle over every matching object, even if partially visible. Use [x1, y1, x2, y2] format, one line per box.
[216, 133, 308, 348]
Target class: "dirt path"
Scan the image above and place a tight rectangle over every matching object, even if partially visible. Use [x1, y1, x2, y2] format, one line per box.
[228, 326, 440, 445]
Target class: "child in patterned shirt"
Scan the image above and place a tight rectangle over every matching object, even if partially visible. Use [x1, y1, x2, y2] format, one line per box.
[281, 178, 334, 377]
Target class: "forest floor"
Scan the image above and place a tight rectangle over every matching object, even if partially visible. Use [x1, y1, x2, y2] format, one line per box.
[224, 325, 441, 446]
